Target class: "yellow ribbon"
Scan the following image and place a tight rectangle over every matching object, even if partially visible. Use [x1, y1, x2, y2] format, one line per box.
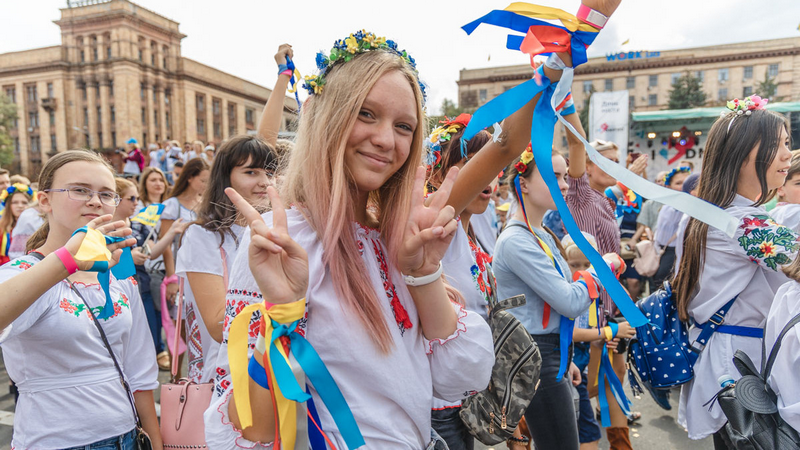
[588, 299, 598, 327]
[73, 227, 112, 262]
[229, 298, 305, 448]
[286, 68, 302, 94]
[504, 2, 600, 32]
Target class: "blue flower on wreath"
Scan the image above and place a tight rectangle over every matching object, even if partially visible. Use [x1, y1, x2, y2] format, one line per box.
[315, 53, 328, 70]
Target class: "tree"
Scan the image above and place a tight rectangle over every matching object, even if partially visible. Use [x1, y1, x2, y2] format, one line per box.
[428, 97, 465, 130]
[667, 72, 707, 109]
[579, 86, 594, 133]
[0, 94, 17, 168]
[756, 70, 778, 99]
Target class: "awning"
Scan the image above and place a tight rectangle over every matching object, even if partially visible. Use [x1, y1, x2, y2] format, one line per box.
[632, 102, 800, 123]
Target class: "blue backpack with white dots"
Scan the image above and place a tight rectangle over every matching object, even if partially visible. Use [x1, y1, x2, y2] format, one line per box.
[627, 282, 748, 391]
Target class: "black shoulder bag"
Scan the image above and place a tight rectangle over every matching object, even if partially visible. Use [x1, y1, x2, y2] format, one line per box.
[29, 252, 153, 450]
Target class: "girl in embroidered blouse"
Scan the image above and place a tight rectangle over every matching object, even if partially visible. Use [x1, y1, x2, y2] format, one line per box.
[673, 104, 796, 447]
[0, 150, 161, 449]
[205, 38, 496, 449]
[0, 184, 34, 265]
[177, 136, 277, 384]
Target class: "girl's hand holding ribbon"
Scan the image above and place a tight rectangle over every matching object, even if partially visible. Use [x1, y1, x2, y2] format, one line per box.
[63, 214, 135, 271]
[225, 186, 309, 304]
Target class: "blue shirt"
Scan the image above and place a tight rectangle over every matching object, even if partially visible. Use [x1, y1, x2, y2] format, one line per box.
[494, 219, 594, 335]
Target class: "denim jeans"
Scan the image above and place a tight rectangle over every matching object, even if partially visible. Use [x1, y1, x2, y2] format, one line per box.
[63, 428, 136, 450]
[525, 334, 580, 450]
[140, 289, 164, 353]
[431, 406, 473, 450]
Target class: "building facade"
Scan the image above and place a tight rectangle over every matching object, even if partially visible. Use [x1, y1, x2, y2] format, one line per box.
[458, 37, 800, 113]
[0, 0, 297, 178]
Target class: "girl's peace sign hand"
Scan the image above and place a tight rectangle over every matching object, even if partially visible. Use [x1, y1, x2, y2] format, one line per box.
[399, 166, 460, 277]
[225, 186, 308, 304]
[63, 214, 135, 271]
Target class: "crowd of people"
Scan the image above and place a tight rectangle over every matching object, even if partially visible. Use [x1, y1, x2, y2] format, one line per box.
[1, 1, 800, 449]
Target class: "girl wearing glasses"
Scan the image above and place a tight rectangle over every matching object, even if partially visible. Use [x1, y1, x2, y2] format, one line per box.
[0, 150, 162, 449]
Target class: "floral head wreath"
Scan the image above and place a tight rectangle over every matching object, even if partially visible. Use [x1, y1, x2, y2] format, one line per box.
[663, 166, 691, 187]
[514, 143, 534, 173]
[721, 95, 769, 133]
[425, 114, 472, 171]
[302, 30, 426, 104]
[0, 183, 35, 207]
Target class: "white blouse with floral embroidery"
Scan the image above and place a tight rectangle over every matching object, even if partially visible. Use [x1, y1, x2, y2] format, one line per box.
[0, 255, 158, 449]
[203, 208, 494, 450]
[678, 195, 800, 440]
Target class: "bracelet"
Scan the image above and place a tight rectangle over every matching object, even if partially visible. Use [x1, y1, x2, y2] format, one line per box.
[279, 69, 292, 77]
[507, 435, 530, 444]
[402, 262, 443, 287]
[576, 4, 609, 29]
[277, 63, 290, 74]
[54, 247, 79, 275]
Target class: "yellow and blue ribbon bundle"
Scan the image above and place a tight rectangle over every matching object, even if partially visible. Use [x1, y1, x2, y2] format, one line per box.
[71, 226, 136, 319]
[131, 203, 165, 228]
[229, 299, 364, 450]
[279, 56, 303, 111]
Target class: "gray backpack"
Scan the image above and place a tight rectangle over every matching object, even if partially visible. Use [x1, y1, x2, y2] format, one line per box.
[460, 268, 542, 444]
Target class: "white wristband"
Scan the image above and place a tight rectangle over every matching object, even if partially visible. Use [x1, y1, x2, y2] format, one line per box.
[402, 262, 443, 287]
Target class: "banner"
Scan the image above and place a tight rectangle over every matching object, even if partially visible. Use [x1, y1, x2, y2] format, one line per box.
[589, 90, 629, 156]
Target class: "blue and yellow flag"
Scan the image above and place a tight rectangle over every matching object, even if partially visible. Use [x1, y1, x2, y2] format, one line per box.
[131, 203, 164, 228]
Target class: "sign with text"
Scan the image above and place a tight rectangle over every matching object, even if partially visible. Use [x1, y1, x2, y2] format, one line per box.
[605, 51, 661, 61]
[589, 90, 630, 158]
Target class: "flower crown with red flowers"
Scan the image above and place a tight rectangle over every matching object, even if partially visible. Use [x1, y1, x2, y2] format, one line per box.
[721, 95, 769, 133]
[514, 143, 534, 173]
[425, 113, 472, 171]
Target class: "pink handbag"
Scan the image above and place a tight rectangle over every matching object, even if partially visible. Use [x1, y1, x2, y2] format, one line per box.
[160, 277, 214, 448]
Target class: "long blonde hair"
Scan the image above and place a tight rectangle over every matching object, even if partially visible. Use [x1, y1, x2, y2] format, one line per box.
[26, 150, 115, 252]
[282, 50, 426, 354]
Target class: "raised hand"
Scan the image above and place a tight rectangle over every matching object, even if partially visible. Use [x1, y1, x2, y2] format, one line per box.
[225, 186, 308, 304]
[399, 166, 460, 277]
[63, 214, 136, 271]
[582, 0, 621, 17]
[274, 43, 294, 67]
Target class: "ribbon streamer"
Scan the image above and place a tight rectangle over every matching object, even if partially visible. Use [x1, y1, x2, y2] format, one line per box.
[229, 299, 364, 450]
[284, 57, 303, 111]
[595, 342, 632, 427]
[71, 226, 136, 320]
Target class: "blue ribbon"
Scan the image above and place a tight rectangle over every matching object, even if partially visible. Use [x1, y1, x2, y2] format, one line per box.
[71, 227, 136, 320]
[248, 354, 271, 389]
[608, 321, 619, 339]
[268, 319, 365, 449]
[597, 343, 631, 427]
[284, 56, 302, 111]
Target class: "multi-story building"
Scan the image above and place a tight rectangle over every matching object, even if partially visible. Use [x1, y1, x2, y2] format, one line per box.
[458, 37, 800, 113]
[0, 0, 297, 178]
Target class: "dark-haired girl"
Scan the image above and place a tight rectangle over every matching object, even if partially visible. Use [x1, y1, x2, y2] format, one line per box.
[672, 96, 797, 446]
[176, 136, 277, 384]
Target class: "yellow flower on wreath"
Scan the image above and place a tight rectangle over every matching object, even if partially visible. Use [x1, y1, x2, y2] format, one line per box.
[345, 35, 359, 54]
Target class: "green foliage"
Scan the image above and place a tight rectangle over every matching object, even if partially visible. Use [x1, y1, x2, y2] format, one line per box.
[428, 98, 465, 130]
[0, 94, 17, 168]
[667, 72, 707, 109]
[737, 215, 799, 270]
[756, 71, 778, 99]
[579, 86, 594, 133]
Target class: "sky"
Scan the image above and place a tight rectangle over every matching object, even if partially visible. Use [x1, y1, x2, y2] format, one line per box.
[2, 0, 799, 114]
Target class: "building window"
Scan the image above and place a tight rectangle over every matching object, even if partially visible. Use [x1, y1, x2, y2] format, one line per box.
[197, 118, 205, 135]
[629, 96, 635, 107]
[196, 94, 205, 112]
[214, 122, 221, 139]
[626, 76, 635, 89]
[97, 132, 102, 147]
[83, 108, 88, 126]
[47, 83, 54, 98]
[153, 86, 157, 102]
[718, 68, 729, 82]
[743, 66, 753, 79]
[26, 85, 38, 102]
[93, 48, 98, 61]
[14, 138, 19, 154]
[51, 134, 57, 151]
[671, 73, 681, 85]
[245, 108, 254, 125]
[212, 98, 221, 115]
[165, 111, 170, 130]
[583, 81, 593, 93]
[743, 86, 753, 97]
[49, 110, 55, 126]
[479, 89, 487, 103]
[138, 48, 143, 62]
[140, 84, 146, 100]
[80, 83, 87, 100]
[648, 75, 658, 87]
[695, 71, 704, 83]
[80, 50, 85, 62]
[109, 81, 114, 97]
[141, 108, 147, 125]
[97, 107, 102, 127]
[154, 110, 159, 128]
[111, 131, 116, 148]
[4, 87, 15, 103]
[768, 63, 779, 78]
[95, 84, 100, 97]
[228, 103, 237, 136]
[605, 79, 613, 91]
[28, 111, 40, 127]
[107, 46, 112, 59]
[111, 106, 115, 123]
[164, 89, 170, 105]
[30, 136, 40, 154]
[648, 94, 657, 106]
[718, 88, 729, 100]
[151, 53, 156, 66]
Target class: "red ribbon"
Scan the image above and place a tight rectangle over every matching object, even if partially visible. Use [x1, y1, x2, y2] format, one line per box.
[520, 25, 573, 66]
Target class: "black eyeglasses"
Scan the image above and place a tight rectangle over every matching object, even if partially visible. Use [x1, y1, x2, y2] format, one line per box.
[44, 186, 121, 206]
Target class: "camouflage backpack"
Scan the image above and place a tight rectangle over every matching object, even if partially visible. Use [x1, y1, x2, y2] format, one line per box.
[460, 268, 542, 445]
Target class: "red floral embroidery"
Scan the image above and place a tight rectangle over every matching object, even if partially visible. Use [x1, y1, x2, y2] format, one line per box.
[370, 239, 412, 335]
[468, 237, 493, 300]
[220, 379, 231, 390]
[59, 298, 77, 314]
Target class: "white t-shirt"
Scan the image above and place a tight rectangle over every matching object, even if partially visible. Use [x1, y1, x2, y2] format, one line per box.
[8, 207, 44, 259]
[176, 223, 243, 384]
[0, 255, 158, 448]
[181, 150, 198, 163]
[470, 201, 497, 256]
[162, 197, 198, 259]
[766, 281, 800, 431]
[204, 208, 494, 449]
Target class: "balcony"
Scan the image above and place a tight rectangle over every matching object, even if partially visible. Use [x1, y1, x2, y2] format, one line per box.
[41, 97, 57, 111]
